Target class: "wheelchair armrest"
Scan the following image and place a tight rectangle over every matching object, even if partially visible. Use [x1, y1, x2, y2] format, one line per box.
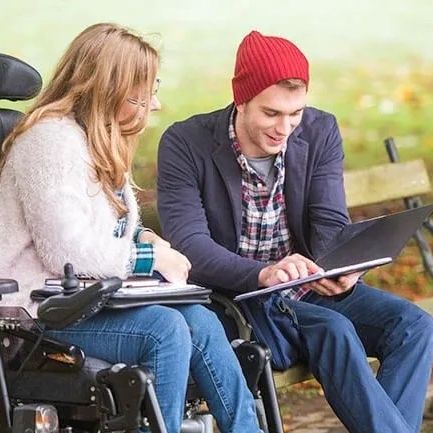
[0, 279, 18, 295]
[37, 278, 122, 329]
[0, 311, 85, 371]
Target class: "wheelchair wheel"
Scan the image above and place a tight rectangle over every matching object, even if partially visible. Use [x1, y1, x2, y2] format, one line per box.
[207, 292, 252, 342]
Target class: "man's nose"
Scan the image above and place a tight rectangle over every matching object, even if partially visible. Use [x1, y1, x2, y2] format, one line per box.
[275, 116, 292, 136]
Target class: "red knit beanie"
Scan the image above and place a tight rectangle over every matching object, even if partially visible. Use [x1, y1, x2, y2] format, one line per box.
[232, 31, 309, 105]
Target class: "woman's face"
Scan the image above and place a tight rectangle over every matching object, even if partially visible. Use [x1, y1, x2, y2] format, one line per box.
[117, 80, 161, 126]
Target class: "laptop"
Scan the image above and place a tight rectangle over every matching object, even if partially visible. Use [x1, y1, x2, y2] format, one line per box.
[234, 204, 433, 301]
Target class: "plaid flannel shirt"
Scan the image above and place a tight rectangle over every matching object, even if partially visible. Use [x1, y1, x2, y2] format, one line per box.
[229, 110, 310, 300]
[114, 189, 154, 275]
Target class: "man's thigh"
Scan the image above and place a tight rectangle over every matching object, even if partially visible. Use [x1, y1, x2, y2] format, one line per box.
[279, 295, 362, 365]
[301, 283, 428, 358]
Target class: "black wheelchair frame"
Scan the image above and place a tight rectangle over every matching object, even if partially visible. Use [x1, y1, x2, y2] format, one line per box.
[0, 276, 168, 433]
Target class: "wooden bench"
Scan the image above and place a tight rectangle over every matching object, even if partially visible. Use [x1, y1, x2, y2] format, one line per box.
[141, 151, 433, 391]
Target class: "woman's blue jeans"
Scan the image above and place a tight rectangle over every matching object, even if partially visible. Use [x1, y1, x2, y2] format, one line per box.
[47, 304, 261, 433]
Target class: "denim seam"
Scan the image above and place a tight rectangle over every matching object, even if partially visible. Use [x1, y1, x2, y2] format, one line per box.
[191, 341, 235, 423]
[50, 329, 163, 344]
[377, 314, 432, 379]
[380, 313, 428, 352]
[356, 314, 423, 361]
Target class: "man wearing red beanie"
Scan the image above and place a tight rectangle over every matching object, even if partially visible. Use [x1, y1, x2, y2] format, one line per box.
[158, 31, 433, 432]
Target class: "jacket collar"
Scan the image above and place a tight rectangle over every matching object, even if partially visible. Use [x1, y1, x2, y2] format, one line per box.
[212, 104, 242, 241]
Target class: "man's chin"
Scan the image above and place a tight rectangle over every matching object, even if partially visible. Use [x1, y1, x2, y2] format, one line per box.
[262, 142, 285, 155]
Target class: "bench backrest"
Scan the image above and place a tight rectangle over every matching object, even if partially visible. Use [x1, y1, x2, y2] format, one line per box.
[344, 159, 431, 208]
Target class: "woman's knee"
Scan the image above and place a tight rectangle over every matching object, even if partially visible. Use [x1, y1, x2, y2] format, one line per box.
[127, 307, 193, 374]
[178, 305, 229, 346]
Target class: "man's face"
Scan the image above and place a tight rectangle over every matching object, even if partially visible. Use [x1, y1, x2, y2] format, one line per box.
[235, 84, 307, 158]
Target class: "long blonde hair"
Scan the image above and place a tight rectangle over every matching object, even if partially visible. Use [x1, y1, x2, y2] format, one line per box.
[0, 23, 159, 216]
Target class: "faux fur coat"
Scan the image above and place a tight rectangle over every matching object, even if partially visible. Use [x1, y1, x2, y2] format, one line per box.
[0, 116, 139, 316]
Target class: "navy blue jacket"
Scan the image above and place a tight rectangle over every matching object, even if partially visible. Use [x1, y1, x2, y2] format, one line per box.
[158, 104, 350, 291]
[157, 104, 350, 368]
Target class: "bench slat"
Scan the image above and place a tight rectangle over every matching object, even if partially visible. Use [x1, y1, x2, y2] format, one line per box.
[415, 298, 433, 316]
[344, 160, 431, 208]
[273, 364, 311, 388]
[273, 358, 379, 389]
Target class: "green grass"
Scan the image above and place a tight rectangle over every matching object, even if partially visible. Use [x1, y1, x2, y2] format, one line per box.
[1, 0, 433, 188]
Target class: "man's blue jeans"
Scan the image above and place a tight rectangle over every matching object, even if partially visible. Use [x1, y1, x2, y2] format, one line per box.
[47, 304, 261, 433]
[285, 282, 433, 433]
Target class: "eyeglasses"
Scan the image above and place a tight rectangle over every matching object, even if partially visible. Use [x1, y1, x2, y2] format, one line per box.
[126, 78, 161, 108]
[152, 77, 161, 96]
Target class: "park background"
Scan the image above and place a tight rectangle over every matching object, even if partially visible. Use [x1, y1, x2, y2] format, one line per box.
[3, 0, 433, 188]
[2, 1, 433, 429]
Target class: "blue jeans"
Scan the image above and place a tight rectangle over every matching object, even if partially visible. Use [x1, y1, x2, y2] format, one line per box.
[284, 283, 433, 433]
[47, 304, 260, 433]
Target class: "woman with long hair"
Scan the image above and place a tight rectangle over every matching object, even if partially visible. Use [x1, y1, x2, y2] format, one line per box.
[0, 23, 261, 433]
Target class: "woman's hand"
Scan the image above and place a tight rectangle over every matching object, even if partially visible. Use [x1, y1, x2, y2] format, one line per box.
[153, 244, 192, 284]
[139, 230, 171, 248]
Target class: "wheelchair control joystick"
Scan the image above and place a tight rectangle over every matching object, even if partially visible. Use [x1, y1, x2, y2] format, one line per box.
[37, 267, 122, 329]
[61, 263, 79, 295]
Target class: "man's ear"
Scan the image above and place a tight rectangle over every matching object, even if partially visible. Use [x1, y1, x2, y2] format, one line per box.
[236, 102, 246, 114]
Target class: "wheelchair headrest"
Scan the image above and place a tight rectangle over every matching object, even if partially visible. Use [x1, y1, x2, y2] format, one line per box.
[0, 109, 24, 146]
[0, 54, 42, 101]
[0, 54, 42, 146]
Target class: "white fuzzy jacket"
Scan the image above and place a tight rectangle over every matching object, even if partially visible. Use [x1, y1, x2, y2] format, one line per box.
[0, 117, 139, 316]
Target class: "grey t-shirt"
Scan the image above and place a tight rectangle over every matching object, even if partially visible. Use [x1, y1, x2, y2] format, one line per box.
[246, 155, 277, 194]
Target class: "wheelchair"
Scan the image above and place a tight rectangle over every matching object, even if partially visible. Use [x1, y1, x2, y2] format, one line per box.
[0, 273, 168, 433]
[0, 54, 284, 433]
